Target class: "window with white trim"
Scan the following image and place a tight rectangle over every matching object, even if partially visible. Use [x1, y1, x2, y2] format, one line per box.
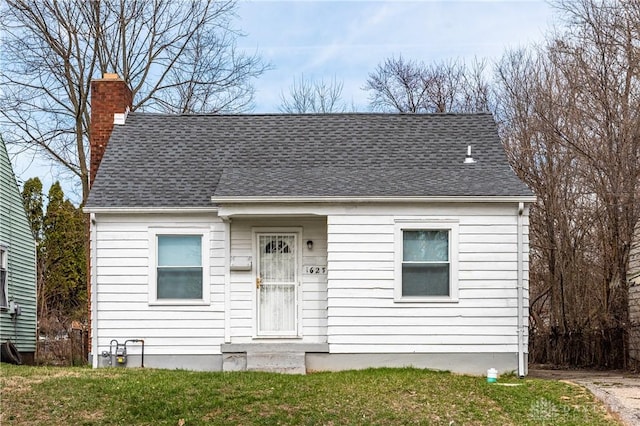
[395, 221, 459, 302]
[0, 246, 8, 308]
[149, 229, 210, 305]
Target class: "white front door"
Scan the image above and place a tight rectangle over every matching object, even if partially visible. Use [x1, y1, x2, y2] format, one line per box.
[256, 233, 298, 336]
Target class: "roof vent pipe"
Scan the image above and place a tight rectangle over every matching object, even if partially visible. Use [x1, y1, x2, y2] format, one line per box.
[463, 145, 476, 164]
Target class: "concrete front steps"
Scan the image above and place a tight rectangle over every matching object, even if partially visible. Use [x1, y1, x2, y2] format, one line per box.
[220, 343, 329, 374]
[247, 351, 306, 374]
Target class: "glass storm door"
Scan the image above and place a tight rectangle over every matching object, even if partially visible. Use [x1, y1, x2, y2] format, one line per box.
[257, 233, 298, 335]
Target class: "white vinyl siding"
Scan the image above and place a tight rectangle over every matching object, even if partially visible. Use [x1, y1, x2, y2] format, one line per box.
[93, 214, 225, 357]
[326, 203, 529, 355]
[91, 202, 528, 365]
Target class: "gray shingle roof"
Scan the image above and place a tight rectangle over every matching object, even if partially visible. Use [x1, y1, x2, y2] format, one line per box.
[85, 113, 533, 208]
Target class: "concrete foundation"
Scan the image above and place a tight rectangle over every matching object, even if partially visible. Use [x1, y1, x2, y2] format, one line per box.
[96, 353, 222, 371]
[94, 346, 524, 376]
[220, 343, 521, 375]
[306, 352, 522, 376]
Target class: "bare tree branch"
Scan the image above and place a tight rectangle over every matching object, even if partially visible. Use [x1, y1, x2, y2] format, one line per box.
[364, 55, 492, 113]
[495, 0, 640, 367]
[0, 0, 268, 203]
[279, 74, 346, 113]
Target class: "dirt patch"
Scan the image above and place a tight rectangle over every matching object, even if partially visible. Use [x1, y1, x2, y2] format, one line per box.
[1, 376, 40, 393]
[528, 366, 636, 380]
[75, 409, 105, 422]
[1, 370, 84, 393]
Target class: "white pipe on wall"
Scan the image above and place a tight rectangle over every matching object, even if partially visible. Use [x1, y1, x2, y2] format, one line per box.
[517, 202, 526, 378]
[90, 213, 99, 368]
[223, 218, 232, 343]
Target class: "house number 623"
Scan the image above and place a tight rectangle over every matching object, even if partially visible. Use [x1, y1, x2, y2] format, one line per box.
[304, 266, 327, 274]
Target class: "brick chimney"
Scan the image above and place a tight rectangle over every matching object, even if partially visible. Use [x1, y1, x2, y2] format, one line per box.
[90, 73, 132, 187]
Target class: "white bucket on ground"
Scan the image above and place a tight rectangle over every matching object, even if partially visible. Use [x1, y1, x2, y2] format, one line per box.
[487, 368, 498, 383]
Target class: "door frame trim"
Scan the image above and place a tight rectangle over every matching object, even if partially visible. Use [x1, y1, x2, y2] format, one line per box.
[251, 227, 303, 338]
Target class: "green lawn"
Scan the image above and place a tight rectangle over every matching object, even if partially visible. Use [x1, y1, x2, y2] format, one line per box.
[0, 365, 620, 425]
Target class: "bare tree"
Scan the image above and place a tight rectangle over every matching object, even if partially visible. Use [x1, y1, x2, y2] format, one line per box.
[495, 0, 640, 367]
[364, 56, 428, 113]
[496, 48, 597, 337]
[0, 0, 267, 202]
[279, 74, 346, 113]
[364, 55, 491, 113]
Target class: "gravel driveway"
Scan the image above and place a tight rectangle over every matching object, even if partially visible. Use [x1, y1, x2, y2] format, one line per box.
[529, 367, 640, 426]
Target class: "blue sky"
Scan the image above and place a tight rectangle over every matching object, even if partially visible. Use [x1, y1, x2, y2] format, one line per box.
[9, 0, 556, 202]
[237, 0, 556, 112]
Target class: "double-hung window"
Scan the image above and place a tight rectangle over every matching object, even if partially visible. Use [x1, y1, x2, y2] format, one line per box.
[395, 221, 458, 302]
[0, 246, 8, 308]
[149, 229, 210, 305]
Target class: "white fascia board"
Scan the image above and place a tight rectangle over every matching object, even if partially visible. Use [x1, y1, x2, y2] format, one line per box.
[83, 206, 219, 214]
[216, 198, 537, 218]
[211, 195, 537, 204]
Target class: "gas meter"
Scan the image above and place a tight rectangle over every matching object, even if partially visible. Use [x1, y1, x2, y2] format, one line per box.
[106, 339, 145, 368]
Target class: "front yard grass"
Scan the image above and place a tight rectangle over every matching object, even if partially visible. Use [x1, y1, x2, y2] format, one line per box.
[0, 365, 620, 425]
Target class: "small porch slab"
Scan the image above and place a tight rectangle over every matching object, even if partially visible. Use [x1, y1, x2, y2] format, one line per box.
[221, 343, 329, 374]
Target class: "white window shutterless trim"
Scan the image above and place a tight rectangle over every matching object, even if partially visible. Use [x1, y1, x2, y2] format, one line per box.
[394, 220, 459, 303]
[148, 227, 210, 306]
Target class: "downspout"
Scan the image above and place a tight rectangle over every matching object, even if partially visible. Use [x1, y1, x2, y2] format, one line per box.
[222, 217, 231, 343]
[517, 202, 526, 378]
[90, 213, 99, 368]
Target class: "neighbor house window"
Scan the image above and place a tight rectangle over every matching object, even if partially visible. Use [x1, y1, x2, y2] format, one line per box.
[0, 246, 8, 308]
[394, 221, 458, 302]
[149, 229, 209, 305]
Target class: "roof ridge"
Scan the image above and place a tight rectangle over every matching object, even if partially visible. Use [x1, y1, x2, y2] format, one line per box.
[129, 111, 494, 118]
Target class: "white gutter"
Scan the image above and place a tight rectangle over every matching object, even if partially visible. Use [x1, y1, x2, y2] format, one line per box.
[223, 218, 232, 343]
[90, 213, 99, 368]
[517, 202, 526, 378]
[83, 207, 219, 214]
[211, 195, 537, 204]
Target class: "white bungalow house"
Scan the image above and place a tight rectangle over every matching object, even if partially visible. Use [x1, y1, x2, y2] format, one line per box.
[85, 75, 535, 375]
